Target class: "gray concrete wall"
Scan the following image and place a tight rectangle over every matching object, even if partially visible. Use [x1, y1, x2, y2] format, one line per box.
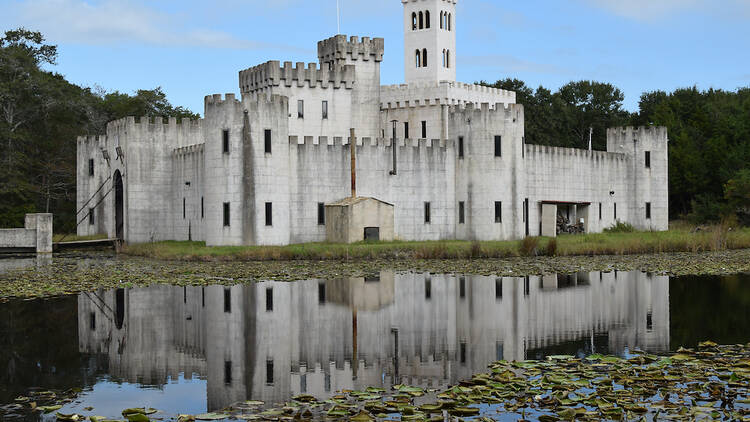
[0, 213, 52, 253]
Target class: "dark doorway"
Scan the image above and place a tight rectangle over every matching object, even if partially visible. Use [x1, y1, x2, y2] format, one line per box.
[364, 227, 380, 242]
[114, 170, 124, 240]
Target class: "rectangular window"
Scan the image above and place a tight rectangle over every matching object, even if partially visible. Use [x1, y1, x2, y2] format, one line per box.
[495, 279, 502, 300]
[89, 208, 95, 225]
[425, 278, 431, 300]
[266, 360, 274, 384]
[645, 151, 651, 168]
[318, 203, 325, 225]
[224, 288, 231, 313]
[421, 121, 427, 139]
[183, 197, 186, 219]
[459, 276, 466, 298]
[458, 136, 464, 158]
[223, 202, 230, 227]
[201, 197, 204, 219]
[458, 201, 465, 224]
[494, 201, 502, 223]
[424, 202, 431, 224]
[614, 203, 617, 220]
[321, 100, 328, 119]
[494, 135, 502, 157]
[264, 129, 272, 154]
[224, 361, 232, 385]
[404, 122, 409, 139]
[266, 287, 273, 312]
[222, 129, 230, 154]
[599, 202, 602, 220]
[297, 100, 304, 118]
[88, 159, 95, 176]
[646, 202, 652, 219]
[265, 202, 273, 226]
[318, 282, 326, 304]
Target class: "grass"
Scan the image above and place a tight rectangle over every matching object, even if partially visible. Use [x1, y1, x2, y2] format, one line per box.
[52, 233, 109, 242]
[122, 224, 750, 262]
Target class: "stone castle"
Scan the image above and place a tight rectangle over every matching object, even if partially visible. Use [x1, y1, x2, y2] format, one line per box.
[77, 0, 668, 245]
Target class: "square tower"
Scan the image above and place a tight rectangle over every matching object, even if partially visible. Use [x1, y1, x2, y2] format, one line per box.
[403, 0, 457, 84]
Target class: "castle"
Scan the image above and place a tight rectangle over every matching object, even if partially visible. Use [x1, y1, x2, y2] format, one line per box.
[76, 0, 668, 246]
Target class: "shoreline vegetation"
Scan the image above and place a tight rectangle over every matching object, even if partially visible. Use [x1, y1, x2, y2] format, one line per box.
[122, 226, 750, 262]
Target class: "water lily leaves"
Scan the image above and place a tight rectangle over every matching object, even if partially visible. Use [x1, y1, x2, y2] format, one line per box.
[448, 406, 480, 416]
[56, 413, 84, 421]
[349, 410, 375, 421]
[37, 404, 62, 413]
[292, 394, 316, 403]
[195, 413, 229, 420]
[124, 413, 149, 422]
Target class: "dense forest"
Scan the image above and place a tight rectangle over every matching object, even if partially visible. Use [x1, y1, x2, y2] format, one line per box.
[1, 29, 748, 232]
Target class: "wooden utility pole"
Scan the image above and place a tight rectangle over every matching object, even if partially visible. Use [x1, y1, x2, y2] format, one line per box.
[350, 128, 356, 198]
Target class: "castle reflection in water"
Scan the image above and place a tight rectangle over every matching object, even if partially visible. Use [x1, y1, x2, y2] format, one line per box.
[77, 271, 669, 411]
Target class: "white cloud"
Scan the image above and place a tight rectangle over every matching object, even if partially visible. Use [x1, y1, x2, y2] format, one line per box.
[584, 0, 750, 21]
[4, 0, 303, 50]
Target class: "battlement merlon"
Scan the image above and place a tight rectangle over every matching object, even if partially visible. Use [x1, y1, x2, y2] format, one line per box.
[239, 61, 356, 94]
[317, 35, 385, 65]
[606, 126, 669, 154]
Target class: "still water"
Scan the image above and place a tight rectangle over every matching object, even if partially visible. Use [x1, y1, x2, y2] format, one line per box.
[1, 271, 749, 420]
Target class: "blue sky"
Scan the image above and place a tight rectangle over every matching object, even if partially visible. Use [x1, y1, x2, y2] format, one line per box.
[2, 0, 749, 114]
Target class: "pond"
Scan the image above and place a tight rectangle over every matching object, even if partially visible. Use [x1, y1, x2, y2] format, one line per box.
[0, 270, 748, 420]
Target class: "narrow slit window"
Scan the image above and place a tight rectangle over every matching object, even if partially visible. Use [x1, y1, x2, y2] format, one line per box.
[88, 159, 95, 176]
[264, 129, 272, 154]
[599, 202, 602, 220]
[266, 360, 274, 384]
[424, 202, 431, 224]
[459, 276, 466, 298]
[224, 288, 231, 313]
[422, 48, 427, 67]
[201, 197, 204, 219]
[183, 197, 186, 219]
[614, 203, 617, 220]
[494, 135, 502, 157]
[495, 279, 503, 299]
[223, 202, 230, 227]
[90, 312, 96, 331]
[458, 136, 464, 158]
[89, 208, 95, 225]
[415, 50, 421, 68]
[645, 151, 651, 168]
[224, 361, 232, 385]
[646, 202, 652, 219]
[321, 100, 328, 119]
[265, 202, 273, 226]
[460, 342, 466, 364]
[222, 129, 230, 153]
[318, 203, 325, 226]
[404, 122, 409, 139]
[495, 201, 502, 223]
[425, 10, 430, 28]
[266, 287, 273, 311]
[425, 278, 431, 300]
[421, 121, 427, 139]
[459, 201, 465, 224]
[524, 276, 530, 296]
[412, 12, 417, 30]
[318, 282, 326, 304]
[419, 11, 423, 29]
[297, 100, 304, 118]
[446, 50, 450, 68]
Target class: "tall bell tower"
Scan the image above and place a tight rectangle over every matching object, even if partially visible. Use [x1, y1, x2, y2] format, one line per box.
[403, 0, 457, 84]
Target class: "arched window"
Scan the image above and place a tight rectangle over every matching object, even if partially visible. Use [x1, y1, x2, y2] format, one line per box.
[442, 49, 446, 67]
[412, 12, 417, 30]
[422, 48, 427, 67]
[448, 13, 452, 31]
[439, 11, 444, 29]
[446, 50, 450, 68]
[444, 12, 448, 29]
[415, 49, 421, 68]
[425, 11, 430, 28]
[419, 11, 424, 29]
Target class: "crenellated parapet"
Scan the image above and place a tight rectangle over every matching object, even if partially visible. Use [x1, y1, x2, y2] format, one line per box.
[77, 134, 108, 147]
[380, 81, 516, 109]
[239, 61, 356, 93]
[448, 102, 524, 122]
[318, 35, 385, 64]
[606, 126, 668, 155]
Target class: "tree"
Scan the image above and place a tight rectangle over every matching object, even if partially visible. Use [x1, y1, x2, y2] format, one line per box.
[725, 169, 750, 225]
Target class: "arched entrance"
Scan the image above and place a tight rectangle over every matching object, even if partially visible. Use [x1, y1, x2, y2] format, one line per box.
[114, 170, 124, 240]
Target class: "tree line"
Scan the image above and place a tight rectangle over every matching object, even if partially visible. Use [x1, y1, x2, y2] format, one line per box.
[0, 29, 198, 232]
[0, 29, 748, 232]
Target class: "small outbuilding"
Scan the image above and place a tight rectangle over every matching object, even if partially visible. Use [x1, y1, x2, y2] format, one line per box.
[325, 197, 394, 243]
